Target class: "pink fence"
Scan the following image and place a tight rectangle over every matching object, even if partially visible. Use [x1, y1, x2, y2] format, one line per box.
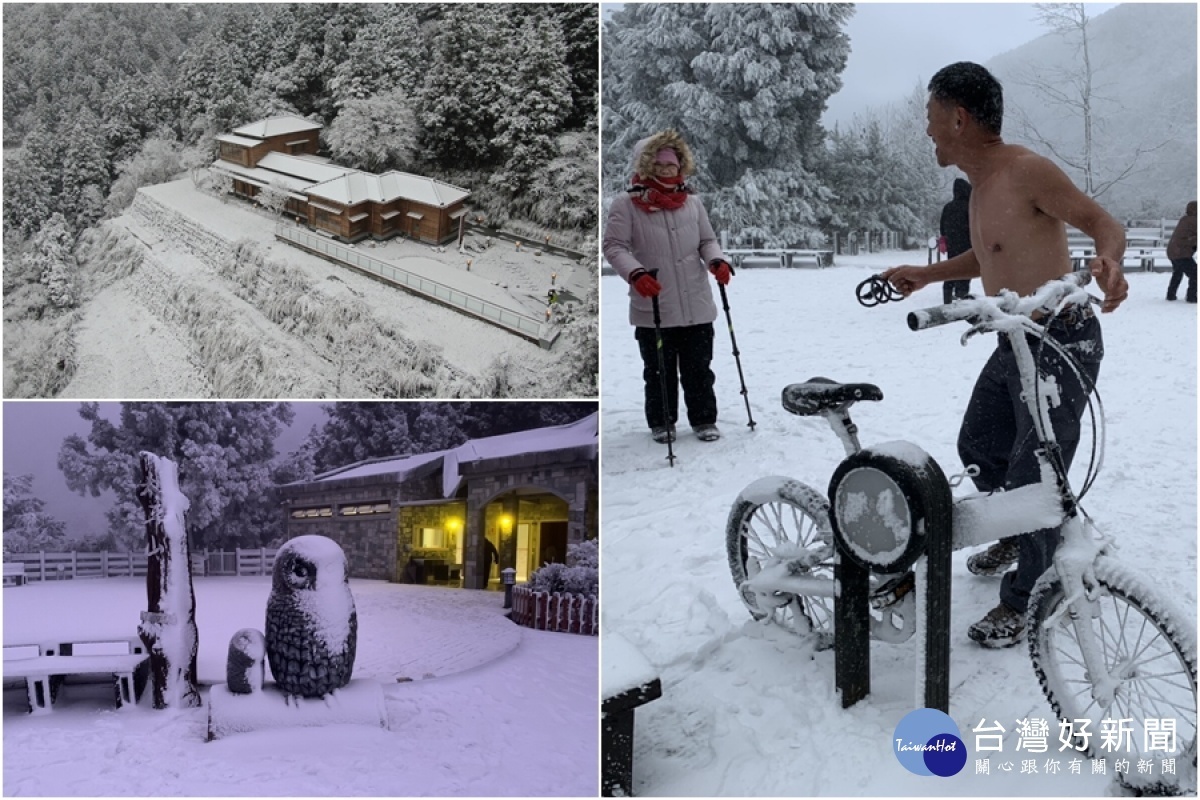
[510, 585, 598, 636]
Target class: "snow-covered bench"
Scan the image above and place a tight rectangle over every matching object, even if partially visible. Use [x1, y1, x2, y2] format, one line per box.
[602, 632, 662, 797]
[3, 563, 26, 587]
[3, 639, 149, 714]
[725, 248, 835, 269]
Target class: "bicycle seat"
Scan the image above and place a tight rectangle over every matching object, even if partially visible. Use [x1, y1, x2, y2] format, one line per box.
[781, 377, 883, 416]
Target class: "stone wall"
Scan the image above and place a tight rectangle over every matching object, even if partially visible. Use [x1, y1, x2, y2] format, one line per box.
[130, 191, 233, 268]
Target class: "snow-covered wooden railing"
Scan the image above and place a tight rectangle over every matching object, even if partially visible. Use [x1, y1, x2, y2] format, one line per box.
[275, 224, 556, 348]
[3, 549, 278, 581]
[510, 585, 598, 636]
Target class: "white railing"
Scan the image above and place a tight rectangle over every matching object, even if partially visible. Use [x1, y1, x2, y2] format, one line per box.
[275, 224, 551, 345]
[3, 549, 278, 581]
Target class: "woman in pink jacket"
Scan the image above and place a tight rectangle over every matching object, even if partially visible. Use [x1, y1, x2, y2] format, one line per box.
[603, 130, 733, 444]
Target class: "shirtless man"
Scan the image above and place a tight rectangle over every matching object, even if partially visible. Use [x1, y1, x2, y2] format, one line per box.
[882, 62, 1129, 648]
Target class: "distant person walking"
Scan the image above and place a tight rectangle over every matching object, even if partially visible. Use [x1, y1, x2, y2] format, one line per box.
[603, 130, 733, 444]
[940, 178, 973, 303]
[1166, 201, 1196, 303]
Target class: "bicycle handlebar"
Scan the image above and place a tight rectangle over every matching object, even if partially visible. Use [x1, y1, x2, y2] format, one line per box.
[907, 271, 1094, 332]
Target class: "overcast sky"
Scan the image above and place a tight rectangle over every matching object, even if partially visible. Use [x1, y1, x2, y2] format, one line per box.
[602, 2, 1120, 128]
[822, 2, 1119, 127]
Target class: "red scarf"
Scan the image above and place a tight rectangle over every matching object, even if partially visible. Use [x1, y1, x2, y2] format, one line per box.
[630, 173, 689, 213]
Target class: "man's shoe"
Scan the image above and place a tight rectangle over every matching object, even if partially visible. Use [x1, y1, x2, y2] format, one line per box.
[1167, 295, 1177, 301]
[1188, 297, 1197, 304]
[651, 425, 676, 444]
[967, 602, 1026, 648]
[966, 537, 1020, 577]
[694, 424, 721, 442]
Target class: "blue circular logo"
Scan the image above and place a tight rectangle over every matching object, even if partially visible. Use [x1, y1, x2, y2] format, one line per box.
[893, 708, 967, 777]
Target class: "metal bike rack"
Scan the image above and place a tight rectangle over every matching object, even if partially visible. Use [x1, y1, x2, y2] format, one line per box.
[827, 445, 955, 712]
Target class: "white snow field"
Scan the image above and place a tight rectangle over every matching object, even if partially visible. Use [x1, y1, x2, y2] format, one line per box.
[2, 578, 598, 796]
[57, 178, 592, 399]
[600, 254, 1197, 796]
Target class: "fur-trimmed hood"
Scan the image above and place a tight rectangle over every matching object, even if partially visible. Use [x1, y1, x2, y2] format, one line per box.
[631, 130, 696, 178]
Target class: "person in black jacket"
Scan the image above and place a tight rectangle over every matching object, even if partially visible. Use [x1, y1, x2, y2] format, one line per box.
[940, 178, 973, 303]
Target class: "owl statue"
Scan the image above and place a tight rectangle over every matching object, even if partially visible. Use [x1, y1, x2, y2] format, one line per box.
[265, 535, 358, 700]
[226, 628, 266, 694]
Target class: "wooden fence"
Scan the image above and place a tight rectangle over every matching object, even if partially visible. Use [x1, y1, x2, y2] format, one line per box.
[510, 585, 598, 636]
[3, 549, 278, 582]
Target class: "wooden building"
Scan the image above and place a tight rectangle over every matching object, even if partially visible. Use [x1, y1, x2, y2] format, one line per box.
[212, 115, 470, 245]
[277, 414, 598, 591]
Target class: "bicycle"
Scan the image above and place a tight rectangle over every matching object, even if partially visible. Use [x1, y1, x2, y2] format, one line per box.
[725, 272, 1198, 794]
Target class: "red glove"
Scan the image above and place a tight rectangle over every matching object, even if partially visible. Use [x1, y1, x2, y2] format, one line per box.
[630, 269, 662, 298]
[710, 259, 733, 286]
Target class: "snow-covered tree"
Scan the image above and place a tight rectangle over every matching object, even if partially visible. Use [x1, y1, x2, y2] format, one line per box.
[310, 403, 417, 474]
[256, 179, 290, 219]
[57, 403, 295, 549]
[603, 3, 854, 245]
[418, 4, 512, 168]
[24, 214, 78, 309]
[328, 5, 423, 107]
[323, 89, 419, 173]
[2, 473, 68, 554]
[60, 109, 112, 230]
[490, 15, 574, 202]
[107, 137, 184, 215]
[1010, 3, 1176, 203]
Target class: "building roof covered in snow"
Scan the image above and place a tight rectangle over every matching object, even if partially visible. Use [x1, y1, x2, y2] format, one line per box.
[233, 115, 323, 139]
[292, 413, 598, 498]
[212, 152, 356, 195]
[306, 171, 471, 209]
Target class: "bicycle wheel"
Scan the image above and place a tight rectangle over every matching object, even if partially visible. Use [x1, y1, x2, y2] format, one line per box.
[726, 476, 835, 641]
[1028, 556, 1198, 795]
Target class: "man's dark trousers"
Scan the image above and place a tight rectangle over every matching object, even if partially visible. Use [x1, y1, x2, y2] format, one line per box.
[957, 315, 1103, 614]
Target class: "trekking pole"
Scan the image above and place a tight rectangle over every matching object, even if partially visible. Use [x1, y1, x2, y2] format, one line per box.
[649, 270, 677, 467]
[717, 270, 756, 430]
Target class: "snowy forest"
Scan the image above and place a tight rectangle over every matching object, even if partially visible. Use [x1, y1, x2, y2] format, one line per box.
[3, 401, 596, 554]
[2, 3, 598, 398]
[602, 2, 1196, 249]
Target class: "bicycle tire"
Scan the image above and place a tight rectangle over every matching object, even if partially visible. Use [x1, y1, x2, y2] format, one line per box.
[726, 476, 836, 642]
[1028, 556, 1198, 795]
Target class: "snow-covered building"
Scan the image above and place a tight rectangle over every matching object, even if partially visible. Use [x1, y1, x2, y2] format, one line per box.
[212, 115, 471, 244]
[277, 413, 598, 590]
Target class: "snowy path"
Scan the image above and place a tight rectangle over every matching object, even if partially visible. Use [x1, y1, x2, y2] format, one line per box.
[600, 257, 1196, 796]
[2, 578, 597, 796]
[58, 276, 213, 399]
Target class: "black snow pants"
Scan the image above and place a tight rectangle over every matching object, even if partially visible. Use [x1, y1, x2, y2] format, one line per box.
[635, 323, 717, 430]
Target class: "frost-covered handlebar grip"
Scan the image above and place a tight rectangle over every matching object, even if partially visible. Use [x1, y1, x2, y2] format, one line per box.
[907, 304, 976, 331]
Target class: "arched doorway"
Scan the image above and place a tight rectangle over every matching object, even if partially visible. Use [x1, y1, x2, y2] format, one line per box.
[480, 488, 570, 590]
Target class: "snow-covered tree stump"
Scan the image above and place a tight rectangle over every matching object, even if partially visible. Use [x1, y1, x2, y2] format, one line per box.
[136, 452, 201, 710]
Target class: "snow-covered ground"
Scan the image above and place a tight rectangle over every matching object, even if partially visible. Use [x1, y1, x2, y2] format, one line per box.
[3, 578, 597, 796]
[57, 179, 591, 399]
[600, 253, 1197, 796]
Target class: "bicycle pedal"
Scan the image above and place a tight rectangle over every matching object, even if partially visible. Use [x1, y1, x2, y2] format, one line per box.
[869, 571, 915, 610]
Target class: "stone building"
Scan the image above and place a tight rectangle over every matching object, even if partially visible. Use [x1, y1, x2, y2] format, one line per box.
[277, 413, 598, 590]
